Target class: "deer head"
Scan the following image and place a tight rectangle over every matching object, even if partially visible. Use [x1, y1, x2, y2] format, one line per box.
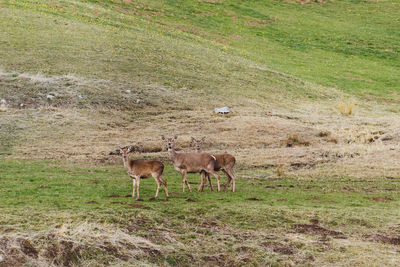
[162, 135, 178, 151]
[191, 137, 206, 152]
[119, 146, 133, 156]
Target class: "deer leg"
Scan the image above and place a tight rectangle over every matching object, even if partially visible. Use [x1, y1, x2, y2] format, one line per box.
[159, 176, 169, 199]
[181, 171, 192, 193]
[222, 169, 231, 191]
[131, 178, 136, 198]
[136, 177, 140, 200]
[197, 171, 206, 192]
[209, 170, 221, 192]
[153, 175, 160, 198]
[207, 172, 213, 191]
[185, 173, 192, 192]
[225, 169, 236, 192]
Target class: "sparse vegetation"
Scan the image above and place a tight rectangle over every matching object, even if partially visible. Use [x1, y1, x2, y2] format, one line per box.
[1, 0, 400, 265]
[338, 101, 355, 116]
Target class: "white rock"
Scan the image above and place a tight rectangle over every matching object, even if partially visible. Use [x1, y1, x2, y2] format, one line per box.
[126, 90, 131, 93]
[46, 94, 55, 100]
[20, 103, 24, 107]
[78, 95, 83, 99]
[214, 106, 230, 114]
[0, 99, 6, 104]
[136, 99, 141, 104]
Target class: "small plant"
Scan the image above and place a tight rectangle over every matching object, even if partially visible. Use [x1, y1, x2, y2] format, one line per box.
[317, 131, 330, 137]
[285, 134, 310, 147]
[276, 164, 286, 177]
[338, 101, 354, 116]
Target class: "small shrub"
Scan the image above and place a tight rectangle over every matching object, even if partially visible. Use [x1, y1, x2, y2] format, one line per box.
[338, 102, 354, 116]
[276, 164, 286, 177]
[285, 134, 310, 147]
[317, 131, 330, 137]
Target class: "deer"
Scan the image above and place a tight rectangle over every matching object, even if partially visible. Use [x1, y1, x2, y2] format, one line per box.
[191, 137, 236, 192]
[162, 135, 221, 192]
[119, 146, 168, 200]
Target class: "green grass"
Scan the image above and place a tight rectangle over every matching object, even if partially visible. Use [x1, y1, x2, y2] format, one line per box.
[1, 159, 400, 265]
[1, 0, 400, 265]
[1, 0, 400, 104]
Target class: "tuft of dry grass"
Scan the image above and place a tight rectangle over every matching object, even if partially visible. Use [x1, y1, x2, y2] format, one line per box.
[338, 101, 355, 116]
[284, 134, 311, 147]
[276, 164, 286, 177]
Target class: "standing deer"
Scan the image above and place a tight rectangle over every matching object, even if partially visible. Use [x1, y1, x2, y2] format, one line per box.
[162, 135, 221, 192]
[191, 137, 236, 192]
[119, 146, 168, 200]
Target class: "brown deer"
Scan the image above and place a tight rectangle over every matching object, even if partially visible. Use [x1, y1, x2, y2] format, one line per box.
[191, 137, 236, 192]
[162, 135, 221, 192]
[119, 146, 168, 200]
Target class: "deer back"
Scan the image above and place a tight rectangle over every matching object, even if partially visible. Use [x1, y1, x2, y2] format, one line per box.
[214, 153, 236, 170]
[129, 160, 164, 177]
[173, 152, 215, 172]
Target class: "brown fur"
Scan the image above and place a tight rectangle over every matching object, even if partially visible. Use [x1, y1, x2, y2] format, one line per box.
[120, 146, 168, 200]
[162, 135, 221, 192]
[191, 137, 237, 192]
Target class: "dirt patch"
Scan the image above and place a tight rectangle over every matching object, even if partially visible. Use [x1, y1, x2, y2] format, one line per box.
[201, 221, 219, 228]
[374, 234, 400, 245]
[107, 194, 121, 198]
[125, 194, 132, 198]
[86, 201, 98, 204]
[246, 197, 260, 201]
[265, 185, 276, 189]
[202, 254, 235, 266]
[186, 198, 197, 202]
[371, 196, 394, 202]
[19, 239, 38, 259]
[127, 203, 148, 209]
[262, 241, 296, 255]
[88, 179, 99, 184]
[39, 185, 50, 189]
[308, 196, 320, 202]
[111, 201, 126, 204]
[294, 224, 346, 239]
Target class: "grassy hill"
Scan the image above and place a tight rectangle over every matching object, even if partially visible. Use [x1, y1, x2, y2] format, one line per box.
[1, 0, 400, 266]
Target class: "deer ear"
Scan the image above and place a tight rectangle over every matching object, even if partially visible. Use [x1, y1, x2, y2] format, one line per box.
[174, 135, 178, 139]
[161, 135, 165, 140]
[128, 146, 134, 152]
[191, 137, 195, 142]
[201, 136, 206, 142]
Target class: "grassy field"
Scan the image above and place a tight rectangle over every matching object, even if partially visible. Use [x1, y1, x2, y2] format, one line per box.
[1, 0, 400, 266]
[1, 159, 400, 266]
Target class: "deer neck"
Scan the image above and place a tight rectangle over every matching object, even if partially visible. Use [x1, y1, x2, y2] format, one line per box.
[168, 147, 177, 160]
[122, 154, 131, 171]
